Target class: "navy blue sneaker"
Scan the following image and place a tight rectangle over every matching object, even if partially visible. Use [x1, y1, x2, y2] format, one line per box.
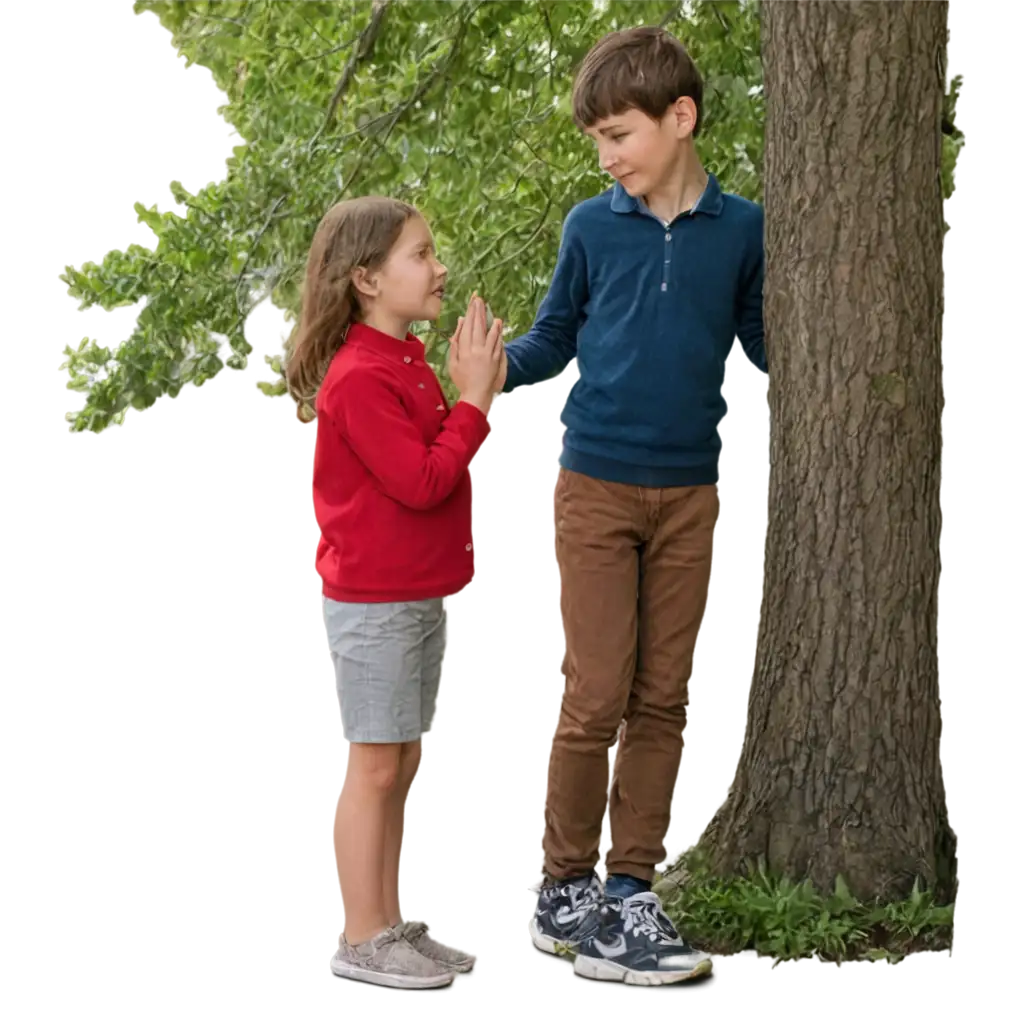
[529, 874, 603, 956]
[573, 891, 713, 985]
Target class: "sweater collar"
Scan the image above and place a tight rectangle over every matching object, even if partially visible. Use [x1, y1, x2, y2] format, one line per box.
[610, 172, 724, 219]
[346, 321, 424, 362]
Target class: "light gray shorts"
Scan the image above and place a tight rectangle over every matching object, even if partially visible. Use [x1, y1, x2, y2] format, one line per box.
[322, 597, 447, 744]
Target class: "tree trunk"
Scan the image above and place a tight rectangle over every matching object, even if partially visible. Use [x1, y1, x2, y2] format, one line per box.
[697, 0, 957, 905]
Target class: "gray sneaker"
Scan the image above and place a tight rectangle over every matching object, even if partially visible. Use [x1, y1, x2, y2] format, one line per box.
[330, 926, 455, 989]
[399, 921, 475, 973]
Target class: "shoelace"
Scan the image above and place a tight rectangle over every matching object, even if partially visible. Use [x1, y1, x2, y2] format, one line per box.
[563, 878, 601, 910]
[621, 892, 683, 945]
[350, 926, 401, 958]
[401, 921, 429, 942]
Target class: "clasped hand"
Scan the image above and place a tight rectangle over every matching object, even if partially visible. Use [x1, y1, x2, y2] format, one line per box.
[447, 294, 507, 411]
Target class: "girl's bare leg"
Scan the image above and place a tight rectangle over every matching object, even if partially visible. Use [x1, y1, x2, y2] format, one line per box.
[383, 740, 422, 927]
[370, 734, 475, 976]
[334, 742, 403, 945]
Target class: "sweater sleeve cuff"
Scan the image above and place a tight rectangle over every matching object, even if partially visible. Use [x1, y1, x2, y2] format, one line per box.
[502, 349, 522, 393]
[448, 400, 492, 451]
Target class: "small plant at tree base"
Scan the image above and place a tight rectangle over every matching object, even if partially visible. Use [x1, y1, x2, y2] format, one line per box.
[653, 848, 954, 965]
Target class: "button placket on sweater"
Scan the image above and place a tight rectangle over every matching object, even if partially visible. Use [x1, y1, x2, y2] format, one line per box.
[662, 228, 672, 293]
[398, 345, 471, 552]
[632, 190, 704, 296]
[401, 350, 443, 410]
[658, 214, 699, 293]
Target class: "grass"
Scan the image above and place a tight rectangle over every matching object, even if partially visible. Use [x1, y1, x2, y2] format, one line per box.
[653, 848, 955, 965]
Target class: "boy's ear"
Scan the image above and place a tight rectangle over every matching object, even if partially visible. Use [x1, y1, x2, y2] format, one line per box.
[350, 266, 379, 299]
[672, 96, 698, 138]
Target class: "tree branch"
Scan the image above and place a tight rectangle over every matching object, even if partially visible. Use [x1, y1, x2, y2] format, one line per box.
[235, 194, 287, 318]
[660, 3, 685, 29]
[540, 2, 557, 91]
[477, 192, 555, 278]
[308, 0, 391, 150]
[234, 0, 479, 335]
[333, 2, 483, 200]
[297, 34, 357, 65]
[711, 2, 731, 32]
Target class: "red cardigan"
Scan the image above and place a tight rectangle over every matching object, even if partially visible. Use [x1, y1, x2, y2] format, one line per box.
[312, 322, 490, 603]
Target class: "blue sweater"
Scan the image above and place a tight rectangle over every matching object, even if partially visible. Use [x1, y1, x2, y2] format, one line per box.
[503, 174, 766, 487]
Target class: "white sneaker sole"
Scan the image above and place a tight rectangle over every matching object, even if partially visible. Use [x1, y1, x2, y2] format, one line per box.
[330, 957, 455, 989]
[528, 918, 576, 959]
[573, 953, 713, 985]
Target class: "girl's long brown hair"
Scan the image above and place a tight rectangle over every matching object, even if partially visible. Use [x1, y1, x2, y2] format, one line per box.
[285, 196, 418, 417]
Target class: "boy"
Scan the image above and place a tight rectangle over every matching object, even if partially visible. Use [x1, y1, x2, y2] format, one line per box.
[496, 27, 766, 984]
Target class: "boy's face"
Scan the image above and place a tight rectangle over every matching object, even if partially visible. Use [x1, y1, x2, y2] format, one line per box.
[584, 99, 696, 197]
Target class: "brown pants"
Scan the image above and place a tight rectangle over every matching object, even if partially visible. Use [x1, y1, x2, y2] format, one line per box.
[543, 467, 719, 882]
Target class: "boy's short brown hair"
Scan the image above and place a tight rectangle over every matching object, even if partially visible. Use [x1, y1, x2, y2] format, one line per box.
[571, 26, 704, 136]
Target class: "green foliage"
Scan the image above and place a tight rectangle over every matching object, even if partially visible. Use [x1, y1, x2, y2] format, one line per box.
[59, 0, 962, 432]
[59, 0, 762, 431]
[942, 73, 966, 201]
[655, 848, 954, 965]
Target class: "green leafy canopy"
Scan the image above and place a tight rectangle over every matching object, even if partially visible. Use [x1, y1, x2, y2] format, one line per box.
[59, 0, 962, 432]
[58, 0, 761, 430]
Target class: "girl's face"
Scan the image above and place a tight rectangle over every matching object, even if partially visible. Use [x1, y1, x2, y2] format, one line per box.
[371, 215, 448, 324]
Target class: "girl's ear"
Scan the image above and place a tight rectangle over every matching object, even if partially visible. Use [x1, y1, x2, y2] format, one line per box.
[350, 266, 379, 300]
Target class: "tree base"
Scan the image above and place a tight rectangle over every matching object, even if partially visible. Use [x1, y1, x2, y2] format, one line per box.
[652, 847, 954, 965]
[692, 799, 959, 908]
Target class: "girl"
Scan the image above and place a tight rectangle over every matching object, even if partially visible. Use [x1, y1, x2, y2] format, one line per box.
[286, 196, 504, 989]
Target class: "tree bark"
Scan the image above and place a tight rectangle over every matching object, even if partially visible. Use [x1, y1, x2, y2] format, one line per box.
[697, 0, 957, 905]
